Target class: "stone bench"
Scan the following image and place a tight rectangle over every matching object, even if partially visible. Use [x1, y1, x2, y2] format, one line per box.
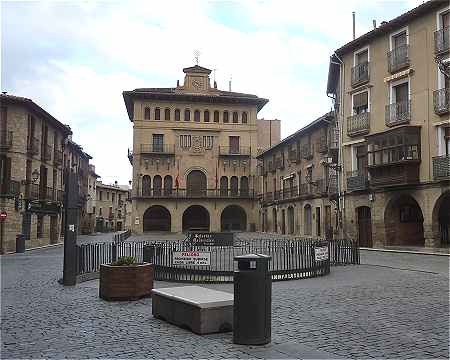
[151, 286, 233, 335]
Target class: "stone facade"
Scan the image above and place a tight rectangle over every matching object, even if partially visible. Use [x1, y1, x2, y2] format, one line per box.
[95, 181, 129, 232]
[256, 118, 281, 154]
[327, 1, 450, 248]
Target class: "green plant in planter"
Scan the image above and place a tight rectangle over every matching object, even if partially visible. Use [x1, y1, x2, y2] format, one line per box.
[112, 256, 136, 266]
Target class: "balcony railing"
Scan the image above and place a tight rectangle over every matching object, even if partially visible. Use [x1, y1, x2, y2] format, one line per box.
[40, 186, 55, 201]
[346, 170, 369, 191]
[434, 26, 449, 54]
[347, 112, 370, 136]
[351, 61, 370, 86]
[137, 188, 255, 199]
[42, 144, 52, 162]
[433, 88, 450, 115]
[25, 182, 40, 199]
[141, 144, 175, 154]
[433, 156, 450, 180]
[27, 137, 40, 155]
[299, 183, 311, 196]
[54, 149, 63, 166]
[219, 146, 251, 156]
[387, 44, 410, 73]
[385, 100, 411, 126]
[282, 186, 298, 200]
[0, 131, 13, 150]
[0, 180, 20, 196]
[301, 144, 313, 160]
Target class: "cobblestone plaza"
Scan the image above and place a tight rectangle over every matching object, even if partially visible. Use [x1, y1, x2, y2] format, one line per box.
[1, 233, 448, 359]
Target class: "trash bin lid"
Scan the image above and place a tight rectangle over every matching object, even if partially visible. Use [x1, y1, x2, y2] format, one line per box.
[234, 253, 271, 261]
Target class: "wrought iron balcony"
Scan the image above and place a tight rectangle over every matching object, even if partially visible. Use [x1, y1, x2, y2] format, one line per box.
[347, 112, 370, 136]
[433, 88, 449, 115]
[387, 44, 410, 73]
[0, 131, 13, 150]
[433, 156, 450, 180]
[40, 186, 55, 201]
[0, 180, 20, 196]
[282, 186, 298, 200]
[219, 146, 251, 156]
[137, 188, 255, 199]
[299, 183, 311, 196]
[346, 170, 369, 191]
[434, 26, 449, 54]
[351, 61, 370, 86]
[27, 137, 40, 155]
[54, 149, 63, 166]
[141, 144, 175, 155]
[301, 144, 313, 160]
[385, 100, 411, 126]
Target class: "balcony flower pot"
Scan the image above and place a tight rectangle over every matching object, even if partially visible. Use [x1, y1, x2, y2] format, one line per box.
[99, 261, 153, 301]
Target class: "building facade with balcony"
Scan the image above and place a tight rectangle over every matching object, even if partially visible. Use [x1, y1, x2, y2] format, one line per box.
[327, 1, 449, 248]
[123, 64, 272, 233]
[256, 112, 339, 238]
[0, 93, 72, 253]
[95, 181, 129, 232]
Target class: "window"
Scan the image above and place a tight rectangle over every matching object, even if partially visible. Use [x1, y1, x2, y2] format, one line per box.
[175, 109, 180, 121]
[152, 134, 164, 152]
[99, 191, 103, 201]
[112, 193, 115, 203]
[165, 108, 170, 121]
[203, 136, 214, 149]
[194, 110, 200, 122]
[393, 31, 407, 49]
[355, 145, 368, 172]
[229, 136, 240, 154]
[107, 192, 109, 200]
[99, 207, 102, 216]
[37, 215, 43, 238]
[144, 107, 150, 120]
[184, 109, 190, 121]
[393, 82, 409, 103]
[214, 110, 219, 123]
[304, 205, 312, 235]
[220, 176, 228, 196]
[93, 206, 96, 214]
[356, 49, 368, 65]
[232, 111, 238, 123]
[154, 108, 160, 120]
[180, 135, 192, 148]
[204, 110, 210, 122]
[242, 112, 248, 124]
[353, 91, 369, 114]
[223, 111, 229, 123]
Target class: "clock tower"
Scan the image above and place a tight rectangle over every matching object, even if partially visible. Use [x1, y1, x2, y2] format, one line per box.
[180, 65, 212, 92]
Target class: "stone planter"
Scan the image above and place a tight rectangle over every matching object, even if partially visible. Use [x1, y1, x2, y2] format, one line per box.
[99, 263, 153, 301]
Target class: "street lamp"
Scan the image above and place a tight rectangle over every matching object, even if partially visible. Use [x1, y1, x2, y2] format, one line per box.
[31, 169, 40, 184]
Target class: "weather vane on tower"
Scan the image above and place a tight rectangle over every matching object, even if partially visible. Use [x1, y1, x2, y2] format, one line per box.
[194, 49, 200, 65]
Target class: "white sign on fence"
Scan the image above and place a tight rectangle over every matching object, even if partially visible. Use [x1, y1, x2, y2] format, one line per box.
[314, 246, 329, 261]
[173, 251, 211, 266]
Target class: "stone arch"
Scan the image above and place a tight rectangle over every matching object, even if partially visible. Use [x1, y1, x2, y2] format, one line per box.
[432, 191, 450, 248]
[186, 170, 207, 197]
[182, 205, 210, 232]
[164, 175, 173, 196]
[384, 194, 424, 246]
[142, 175, 151, 196]
[153, 175, 162, 196]
[221, 205, 247, 231]
[143, 205, 171, 232]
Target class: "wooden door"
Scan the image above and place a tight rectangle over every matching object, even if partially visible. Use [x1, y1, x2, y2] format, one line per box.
[229, 136, 240, 154]
[187, 170, 206, 196]
[357, 206, 372, 247]
[325, 205, 332, 239]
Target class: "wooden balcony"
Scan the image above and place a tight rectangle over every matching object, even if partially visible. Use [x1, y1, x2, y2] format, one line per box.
[387, 44, 409, 73]
[433, 88, 449, 115]
[351, 61, 370, 87]
[0, 131, 13, 151]
[385, 100, 411, 127]
[219, 146, 251, 157]
[346, 170, 369, 192]
[433, 156, 450, 180]
[347, 112, 370, 136]
[434, 26, 449, 55]
[141, 144, 175, 155]
[27, 137, 40, 156]
[369, 162, 420, 187]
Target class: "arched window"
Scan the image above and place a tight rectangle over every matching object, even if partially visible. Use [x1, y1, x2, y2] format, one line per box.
[164, 175, 173, 196]
[164, 108, 171, 121]
[154, 108, 160, 120]
[230, 176, 238, 196]
[223, 111, 229, 123]
[187, 170, 207, 197]
[184, 109, 190, 121]
[304, 204, 312, 235]
[240, 176, 249, 196]
[194, 110, 200, 122]
[273, 208, 278, 233]
[220, 176, 228, 196]
[214, 110, 219, 123]
[232, 111, 238, 123]
[142, 175, 151, 196]
[175, 109, 180, 121]
[242, 112, 248, 124]
[204, 110, 210, 122]
[144, 107, 151, 120]
[153, 175, 162, 196]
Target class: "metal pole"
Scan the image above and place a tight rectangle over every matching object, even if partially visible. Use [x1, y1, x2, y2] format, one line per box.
[63, 170, 79, 286]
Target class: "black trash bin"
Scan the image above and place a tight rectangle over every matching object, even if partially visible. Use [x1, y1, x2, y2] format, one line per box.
[233, 254, 271, 345]
[16, 234, 25, 253]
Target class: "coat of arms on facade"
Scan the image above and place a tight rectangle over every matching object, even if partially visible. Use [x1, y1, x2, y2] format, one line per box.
[192, 135, 203, 153]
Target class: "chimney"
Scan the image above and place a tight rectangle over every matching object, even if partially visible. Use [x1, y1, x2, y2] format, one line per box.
[352, 12, 356, 40]
[214, 80, 217, 89]
[176, 80, 180, 87]
[114, 180, 118, 186]
[228, 77, 232, 92]
[373, 20, 377, 29]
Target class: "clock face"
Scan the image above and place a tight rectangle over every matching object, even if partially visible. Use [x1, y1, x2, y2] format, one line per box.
[192, 80, 202, 89]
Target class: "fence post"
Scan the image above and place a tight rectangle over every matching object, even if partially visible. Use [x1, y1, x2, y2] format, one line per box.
[112, 243, 117, 263]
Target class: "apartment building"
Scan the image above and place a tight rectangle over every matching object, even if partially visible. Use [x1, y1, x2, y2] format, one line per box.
[95, 181, 129, 232]
[256, 112, 339, 237]
[0, 93, 71, 253]
[327, 1, 449, 248]
[84, 164, 99, 234]
[123, 64, 273, 233]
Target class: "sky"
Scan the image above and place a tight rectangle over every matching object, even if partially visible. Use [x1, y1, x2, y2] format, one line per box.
[1, 0, 423, 184]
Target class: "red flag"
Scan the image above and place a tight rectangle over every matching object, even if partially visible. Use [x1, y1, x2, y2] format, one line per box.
[175, 160, 180, 188]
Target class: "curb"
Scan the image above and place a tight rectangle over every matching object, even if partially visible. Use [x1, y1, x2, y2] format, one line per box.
[360, 247, 450, 257]
[2, 242, 63, 255]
